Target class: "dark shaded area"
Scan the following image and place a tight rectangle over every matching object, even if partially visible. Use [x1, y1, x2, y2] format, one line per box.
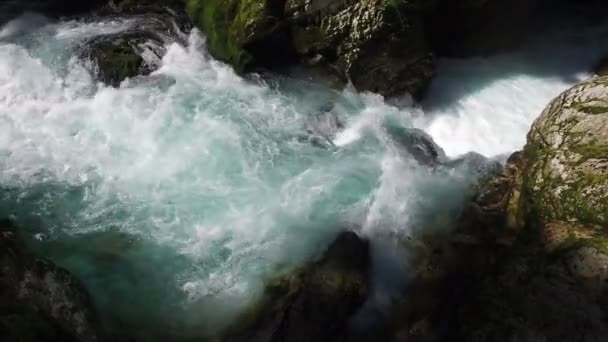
[421, 0, 608, 112]
[428, 0, 608, 57]
[375, 152, 608, 342]
[0, 219, 102, 342]
[0, 0, 106, 21]
[224, 230, 370, 342]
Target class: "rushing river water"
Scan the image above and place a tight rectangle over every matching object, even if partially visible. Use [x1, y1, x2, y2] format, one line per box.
[0, 13, 607, 338]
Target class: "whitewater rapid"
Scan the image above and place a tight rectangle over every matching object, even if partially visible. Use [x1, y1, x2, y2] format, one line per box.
[1, 13, 607, 336]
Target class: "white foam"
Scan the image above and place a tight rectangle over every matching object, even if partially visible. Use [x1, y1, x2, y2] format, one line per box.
[418, 25, 608, 157]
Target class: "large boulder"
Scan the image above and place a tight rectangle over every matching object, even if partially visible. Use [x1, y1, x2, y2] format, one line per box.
[0, 220, 102, 342]
[187, 0, 437, 98]
[186, 0, 292, 71]
[524, 76, 608, 228]
[223, 231, 370, 342]
[285, 0, 436, 98]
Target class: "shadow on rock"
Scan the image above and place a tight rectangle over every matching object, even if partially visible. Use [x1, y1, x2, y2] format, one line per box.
[383, 151, 608, 342]
[0, 219, 102, 342]
[223, 231, 370, 342]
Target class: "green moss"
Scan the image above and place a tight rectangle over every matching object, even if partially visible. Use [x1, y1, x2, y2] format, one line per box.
[187, 0, 277, 70]
[571, 142, 608, 160]
[570, 100, 608, 114]
[93, 40, 145, 86]
[553, 229, 608, 256]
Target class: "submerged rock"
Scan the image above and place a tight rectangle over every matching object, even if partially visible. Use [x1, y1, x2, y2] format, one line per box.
[0, 220, 101, 342]
[223, 231, 370, 342]
[386, 126, 446, 166]
[82, 32, 159, 87]
[79, 13, 187, 87]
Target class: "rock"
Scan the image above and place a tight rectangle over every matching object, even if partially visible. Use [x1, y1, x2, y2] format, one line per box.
[187, 0, 436, 98]
[524, 76, 608, 227]
[458, 151, 526, 243]
[565, 246, 608, 296]
[0, 219, 101, 342]
[285, 0, 436, 98]
[386, 126, 446, 166]
[186, 0, 294, 72]
[223, 231, 370, 342]
[79, 13, 187, 86]
[82, 33, 157, 87]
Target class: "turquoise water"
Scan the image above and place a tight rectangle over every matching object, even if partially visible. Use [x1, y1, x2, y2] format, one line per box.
[1, 13, 607, 337]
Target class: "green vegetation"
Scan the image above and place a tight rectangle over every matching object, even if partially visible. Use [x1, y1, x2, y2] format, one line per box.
[186, 0, 275, 70]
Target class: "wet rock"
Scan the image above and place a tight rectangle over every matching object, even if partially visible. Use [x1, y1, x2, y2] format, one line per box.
[285, 0, 437, 98]
[79, 13, 186, 86]
[458, 151, 525, 244]
[186, 0, 294, 71]
[386, 126, 446, 166]
[223, 231, 370, 342]
[82, 33, 159, 87]
[187, 0, 437, 98]
[0, 219, 101, 342]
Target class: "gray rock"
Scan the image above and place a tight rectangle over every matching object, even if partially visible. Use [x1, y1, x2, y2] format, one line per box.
[0, 220, 101, 342]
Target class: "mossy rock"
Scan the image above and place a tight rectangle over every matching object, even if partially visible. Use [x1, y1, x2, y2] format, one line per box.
[186, 0, 289, 71]
[524, 76, 608, 228]
[86, 36, 151, 86]
[79, 14, 183, 86]
[286, 0, 437, 98]
[187, 0, 437, 98]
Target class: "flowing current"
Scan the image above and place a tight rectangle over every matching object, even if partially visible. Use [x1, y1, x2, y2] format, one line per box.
[0, 13, 606, 337]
